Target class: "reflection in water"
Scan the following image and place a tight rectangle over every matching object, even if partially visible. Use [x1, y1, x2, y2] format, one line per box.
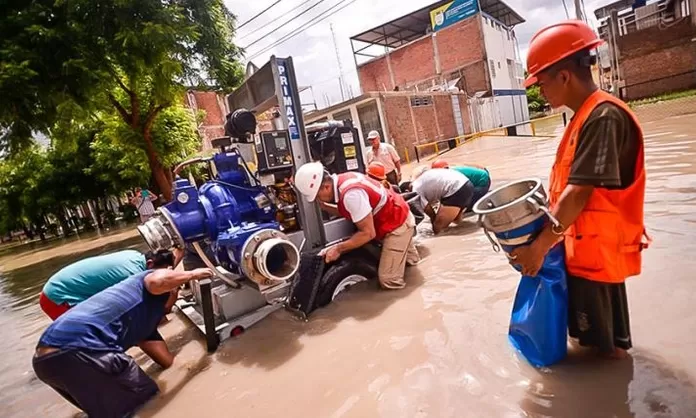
[0, 229, 145, 418]
[1, 115, 696, 418]
[523, 350, 696, 418]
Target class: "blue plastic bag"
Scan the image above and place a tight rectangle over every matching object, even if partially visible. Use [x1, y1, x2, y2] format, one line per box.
[496, 216, 568, 368]
[506, 244, 568, 367]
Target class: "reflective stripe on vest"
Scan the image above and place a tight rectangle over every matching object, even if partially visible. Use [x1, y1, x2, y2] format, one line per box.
[336, 172, 410, 240]
[337, 176, 387, 215]
[549, 89, 649, 283]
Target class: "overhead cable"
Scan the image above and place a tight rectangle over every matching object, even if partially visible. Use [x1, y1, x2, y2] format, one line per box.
[243, 0, 331, 49]
[239, 0, 314, 40]
[238, 0, 283, 30]
[248, 0, 360, 60]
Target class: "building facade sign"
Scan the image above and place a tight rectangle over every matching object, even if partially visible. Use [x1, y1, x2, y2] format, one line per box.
[430, 0, 479, 32]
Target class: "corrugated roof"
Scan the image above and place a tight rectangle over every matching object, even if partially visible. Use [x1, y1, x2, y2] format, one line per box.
[350, 0, 525, 51]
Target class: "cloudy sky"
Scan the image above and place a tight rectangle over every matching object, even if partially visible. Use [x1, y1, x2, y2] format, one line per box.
[223, 0, 609, 109]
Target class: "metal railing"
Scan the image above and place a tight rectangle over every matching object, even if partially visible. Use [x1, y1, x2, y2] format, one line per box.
[410, 113, 567, 163]
[598, 0, 691, 38]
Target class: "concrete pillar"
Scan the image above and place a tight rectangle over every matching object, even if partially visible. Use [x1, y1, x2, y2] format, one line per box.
[432, 33, 442, 83]
[385, 50, 397, 91]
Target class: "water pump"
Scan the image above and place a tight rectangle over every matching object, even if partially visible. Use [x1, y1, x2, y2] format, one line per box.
[137, 135, 300, 286]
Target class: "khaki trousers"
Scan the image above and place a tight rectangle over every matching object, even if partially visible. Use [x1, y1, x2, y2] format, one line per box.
[379, 212, 420, 290]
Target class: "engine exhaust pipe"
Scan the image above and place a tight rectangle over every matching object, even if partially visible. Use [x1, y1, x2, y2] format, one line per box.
[240, 230, 300, 284]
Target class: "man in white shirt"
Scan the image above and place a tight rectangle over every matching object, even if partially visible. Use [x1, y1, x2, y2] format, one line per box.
[410, 167, 474, 234]
[365, 131, 401, 185]
[294, 162, 420, 290]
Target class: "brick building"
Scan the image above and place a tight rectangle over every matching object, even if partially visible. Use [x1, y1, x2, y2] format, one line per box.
[596, 0, 696, 100]
[185, 90, 277, 152]
[184, 91, 228, 152]
[305, 91, 479, 161]
[349, 0, 529, 128]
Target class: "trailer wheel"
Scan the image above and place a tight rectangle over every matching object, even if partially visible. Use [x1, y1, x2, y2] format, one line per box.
[315, 257, 377, 308]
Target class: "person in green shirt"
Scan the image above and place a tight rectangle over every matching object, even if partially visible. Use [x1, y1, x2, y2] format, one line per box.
[39, 248, 184, 368]
[432, 159, 491, 211]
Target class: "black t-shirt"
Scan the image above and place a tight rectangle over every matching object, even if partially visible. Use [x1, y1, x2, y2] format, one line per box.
[568, 103, 640, 190]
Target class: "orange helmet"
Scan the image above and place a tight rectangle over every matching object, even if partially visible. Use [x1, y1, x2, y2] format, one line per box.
[524, 20, 603, 88]
[431, 159, 449, 169]
[367, 162, 386, 180]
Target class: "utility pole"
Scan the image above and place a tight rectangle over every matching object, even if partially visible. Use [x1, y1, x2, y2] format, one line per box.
[608, 10, 621, 96]
[330, 23, 346, 102]
[574, 0, 585, 21]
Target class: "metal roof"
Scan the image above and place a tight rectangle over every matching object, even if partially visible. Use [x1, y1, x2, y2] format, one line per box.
[593, 0, 640, 19]
[350, 0, 525, 53]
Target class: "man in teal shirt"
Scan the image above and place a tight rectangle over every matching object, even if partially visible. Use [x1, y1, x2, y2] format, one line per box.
[39, 248, 183, 367]
[432, 159, 491, 211]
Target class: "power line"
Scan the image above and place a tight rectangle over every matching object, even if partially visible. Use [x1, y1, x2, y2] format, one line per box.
[561, 0, 570, 19]
[239, 0, 313, 41]
[238, 0, 283, 30]
[248, 0, 360, 60]
[243, 0, 332, 49]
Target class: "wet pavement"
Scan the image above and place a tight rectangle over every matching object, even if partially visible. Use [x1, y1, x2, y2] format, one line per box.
[1, 109, 696, 418]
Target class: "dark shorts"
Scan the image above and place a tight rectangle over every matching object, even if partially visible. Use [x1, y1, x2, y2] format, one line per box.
[567, 275, 632, 353]
[33, 349, 159, 418]
[441, 181, 474, 211]
[470, 177, 492, 211]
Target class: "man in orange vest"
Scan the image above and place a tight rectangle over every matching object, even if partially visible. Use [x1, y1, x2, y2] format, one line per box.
[294, 162, 420, 289]
[510, 21, 649, 359]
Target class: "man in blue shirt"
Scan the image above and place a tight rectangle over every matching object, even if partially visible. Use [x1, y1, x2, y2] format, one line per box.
[33, 267, 214, 418]
[39, 249, 184, 369]
[40, 249, 182, 319]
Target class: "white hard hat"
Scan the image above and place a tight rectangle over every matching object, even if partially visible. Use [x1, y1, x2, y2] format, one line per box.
[367, 130, 380, 139]
[294, 162, 325, 202]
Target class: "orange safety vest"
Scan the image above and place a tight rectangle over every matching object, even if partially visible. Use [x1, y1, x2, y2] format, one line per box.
[336, 172, 410, 240]
[549, 89, 650, 283]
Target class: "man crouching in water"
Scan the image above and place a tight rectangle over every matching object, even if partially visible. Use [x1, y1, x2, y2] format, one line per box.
[294, 162, 420, 289]
[33, 266, 214, 417]
[39, 248, 184, 369]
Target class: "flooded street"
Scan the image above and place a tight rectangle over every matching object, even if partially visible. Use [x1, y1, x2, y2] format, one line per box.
[0, 229, 145, 418]
[1, 107, 696, 417]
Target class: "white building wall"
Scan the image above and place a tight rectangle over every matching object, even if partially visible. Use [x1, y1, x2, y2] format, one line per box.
[480, 13, 529, 127]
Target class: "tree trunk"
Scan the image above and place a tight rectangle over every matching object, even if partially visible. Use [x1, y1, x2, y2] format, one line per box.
[143, 127, 173, 200]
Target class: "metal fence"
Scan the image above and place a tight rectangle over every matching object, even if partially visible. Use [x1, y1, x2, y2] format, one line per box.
[409, 113, 567, 163]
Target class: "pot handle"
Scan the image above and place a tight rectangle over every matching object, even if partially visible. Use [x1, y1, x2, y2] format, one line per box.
[482, 226, 501, 253]
[526, 196, 561, 228]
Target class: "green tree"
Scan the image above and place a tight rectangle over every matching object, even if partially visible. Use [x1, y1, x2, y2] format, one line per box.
[524, 70, 548, 115]
[1, 0, 244, 198]
[91, 105, 203, 192]
[0, 145, 50, 238]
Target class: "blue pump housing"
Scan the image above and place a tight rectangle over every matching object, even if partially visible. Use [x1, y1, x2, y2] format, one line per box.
[161, 151, 281, 274]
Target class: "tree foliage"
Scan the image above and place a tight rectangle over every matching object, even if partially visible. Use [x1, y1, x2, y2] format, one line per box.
[0, 0, 244, 199]
[526, 85, 549, 113]
[0, 102, 203, 238]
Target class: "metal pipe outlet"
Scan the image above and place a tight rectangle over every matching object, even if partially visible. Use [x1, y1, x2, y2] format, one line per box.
[253, 238, 300, 282]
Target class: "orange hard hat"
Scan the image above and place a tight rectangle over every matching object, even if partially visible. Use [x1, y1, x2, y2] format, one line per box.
[431, 159, 449, 169]
[524, 20, 604, 88]
[367, 162, 386, 180]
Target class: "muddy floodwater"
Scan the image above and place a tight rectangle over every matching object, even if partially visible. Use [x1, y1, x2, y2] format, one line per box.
[1, 110, 696, 418]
